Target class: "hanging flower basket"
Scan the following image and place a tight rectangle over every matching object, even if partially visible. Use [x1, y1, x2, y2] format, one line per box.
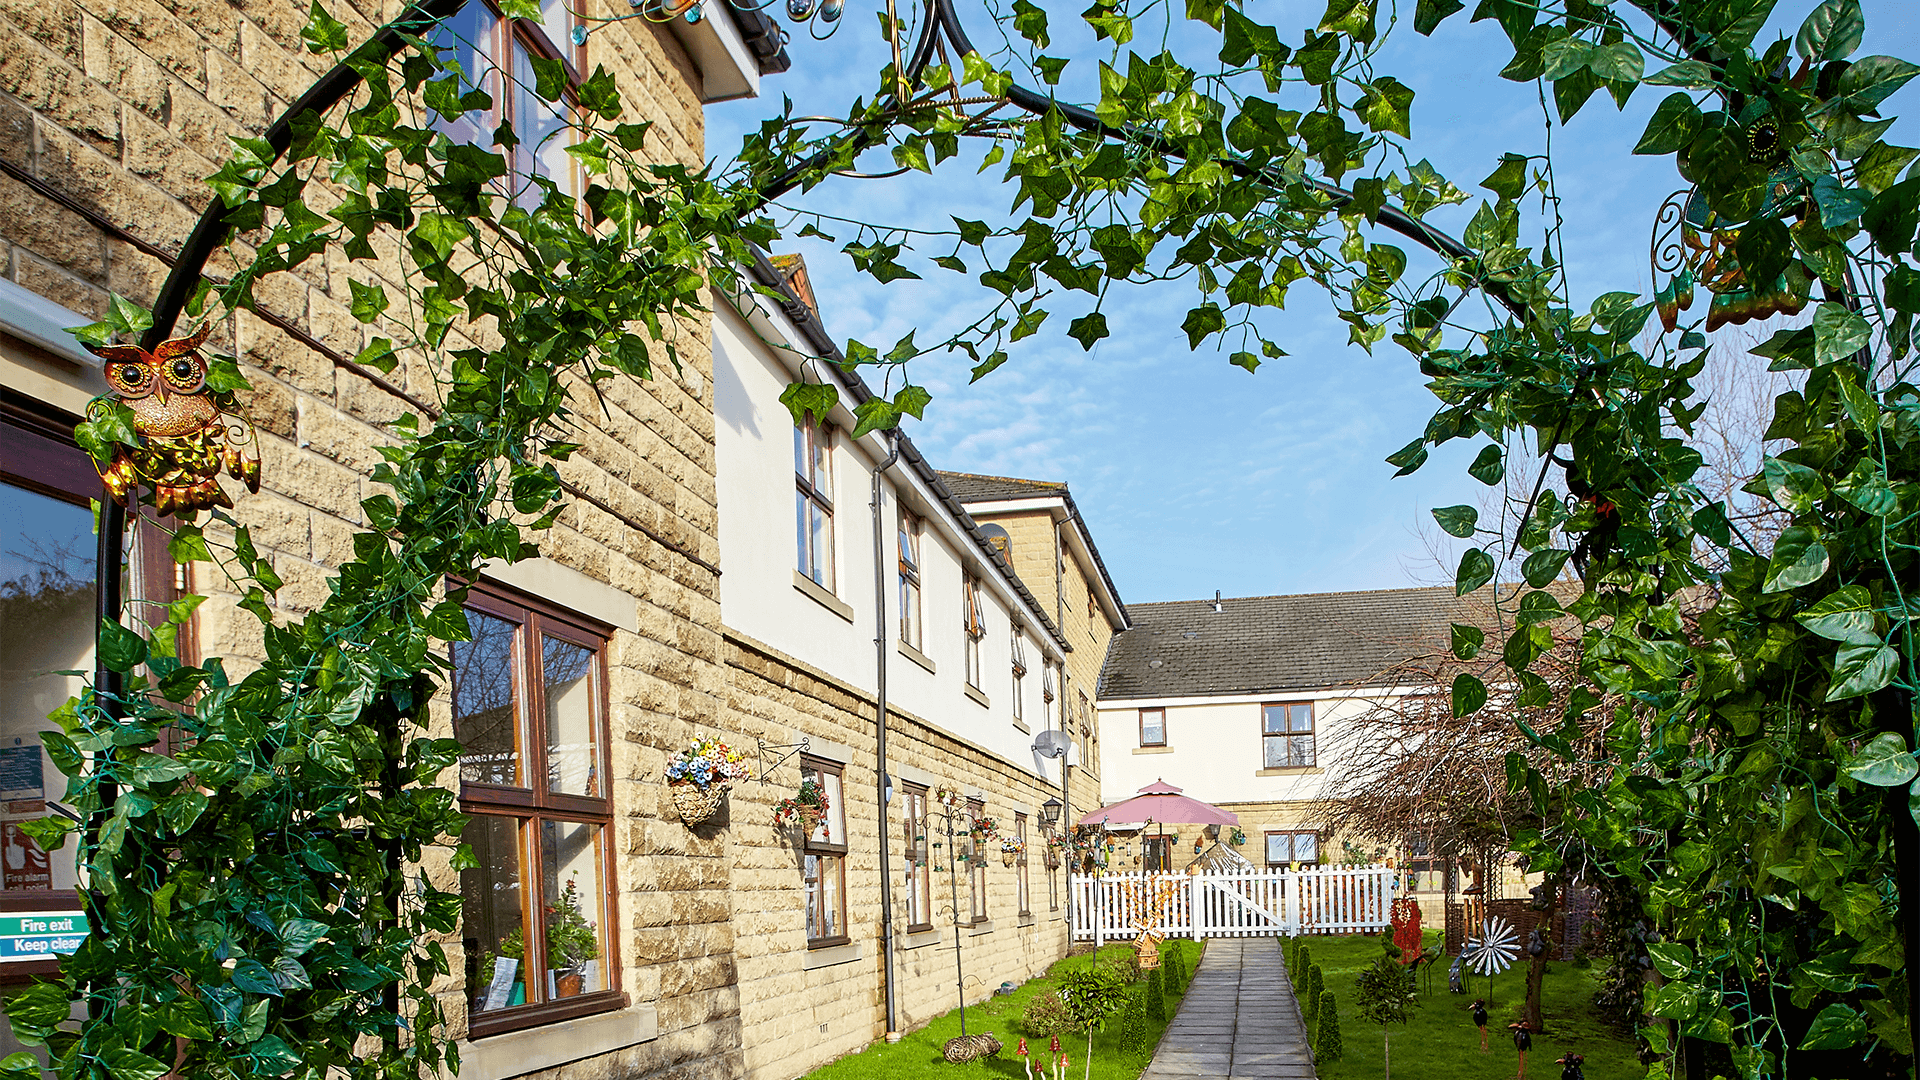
[670, 782, 727, 826]
[1001, 851, 1016, 867]
[774, 777, 831, 837]
[663, 733, 748, 827]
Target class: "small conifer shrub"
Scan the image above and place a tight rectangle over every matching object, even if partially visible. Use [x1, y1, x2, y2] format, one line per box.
[1315, 989, 1343, 1061]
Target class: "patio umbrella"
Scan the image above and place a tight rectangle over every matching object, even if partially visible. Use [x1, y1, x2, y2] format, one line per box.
[1078, 781, 1237, 871]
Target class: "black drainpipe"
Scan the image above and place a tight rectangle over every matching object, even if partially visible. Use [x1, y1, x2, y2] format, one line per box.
[871, 431, 903, 1040]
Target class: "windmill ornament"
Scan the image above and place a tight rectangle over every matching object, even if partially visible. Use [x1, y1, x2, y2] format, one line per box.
[83, 321, 260, 516]
[1462, 916, 1521, 1010]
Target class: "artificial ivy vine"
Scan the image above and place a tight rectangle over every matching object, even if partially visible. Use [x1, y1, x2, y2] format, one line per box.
[12, 0, 1920, 1075]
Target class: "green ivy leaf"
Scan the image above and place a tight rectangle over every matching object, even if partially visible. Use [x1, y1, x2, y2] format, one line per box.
[1412, 0, 1463, 36]
[1796, 0, 1863, 61]
[778, 382, 837, 427]
[1068, 312, 1109, 350]
[102, 1049, 169, 1080]
[1814, 302, 1872, 365]
[1480, 153, 1528, 202]
[1386, 438, 1428, 476]
[1455, 548, 1495, 595]
[299, 0, 348, 53]
[1829, 642, 1899, 701]
[1450, 623, 1484, 660]
[1521, 548, 1570, 587]
[1761, 457, 1826, 512]
[1799, 1003, 1869, 1050]
[1834, 56, 1920, 113]
[1845, 732, 1917, 784]
[347, 280, 389, 323]
[1796, 585, 1879, 644]
[1647, 942, 1693, 980]
[1468, 444, 1504, 485]
[1835, 458, 1898, 516]
[1451, 673, 1487, 717]
[1181, 303, 1225, 348]
[1645, 60, 1718, 88]
[1636, 94, 1704, 155]
[1764, 527, 1830, 592]
[1432, 504, 1478, 538]
[229, 958, 282, 997]
[99, 619, 148, 672]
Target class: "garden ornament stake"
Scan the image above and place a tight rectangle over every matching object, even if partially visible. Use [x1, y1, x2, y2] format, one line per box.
[1510, 1021, 1533, 1080]
[1472, 998, 1489, 1052]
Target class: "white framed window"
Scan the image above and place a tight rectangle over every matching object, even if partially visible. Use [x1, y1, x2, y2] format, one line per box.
[1010, 633, 1027, 723]
[898, 512, 922, 649]
[962, 576, 984, 688]
[1262, 702, 1315, 767]
[794, 422, 834, 590]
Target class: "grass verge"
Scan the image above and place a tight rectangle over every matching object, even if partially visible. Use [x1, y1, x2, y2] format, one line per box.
[1307, 932, 1641, 1080]
[800, 939, 1203, 1079]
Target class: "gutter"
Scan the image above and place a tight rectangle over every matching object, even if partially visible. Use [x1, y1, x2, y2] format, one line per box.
[741, 248, 1073, 655]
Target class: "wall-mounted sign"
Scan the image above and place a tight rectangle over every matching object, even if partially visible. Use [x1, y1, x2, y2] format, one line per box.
[0, 912, 87, 960]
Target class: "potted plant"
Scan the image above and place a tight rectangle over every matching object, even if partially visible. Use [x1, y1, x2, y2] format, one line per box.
[773, 776, 831, 836]
[1000, 836, 1025, 867]
[969, 815, 1000, 865]
[546, 874, 600, 997]
[664, 732, 749, 826]
[1229, 827, 1248, 846]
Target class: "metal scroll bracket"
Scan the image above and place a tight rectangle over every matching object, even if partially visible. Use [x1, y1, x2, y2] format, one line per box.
[755, 736, 810, 783]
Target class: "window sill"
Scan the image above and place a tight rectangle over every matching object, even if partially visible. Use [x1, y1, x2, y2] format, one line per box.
[793, 569, 855, 623]
[1133, 745, 1172, 755]
[1012, 717, 1030, 734]
[1017, 913, 1035, 928]
[963, 684, 990, 709]
[1256, 766, 1324, 777]
[458, 1002, 657, 1080]
[898, 639, 937, 674]
[967, 920, 995, 936]
[803, 941, 864, 969]
[900, 928, 942, 950]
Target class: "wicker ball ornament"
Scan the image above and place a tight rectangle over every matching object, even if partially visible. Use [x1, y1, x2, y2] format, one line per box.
[670, 782, 727, 825]
[942, 1033, 1002, 1063]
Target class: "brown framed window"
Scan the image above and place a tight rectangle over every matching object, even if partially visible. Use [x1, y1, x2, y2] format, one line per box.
[898, 512, 922, 650]
[1262, 702, 1315, 767]
[902, 783, 931, 932]
[1010, 632, 1027, 724]
[1015, 814, 1030, 917]
[0, 396, 188, 977]
[1139, 707, 1165, 747]
[455, 582, 621, 1038]
[1265, 831, 1319, 867]
[967, 797, 987, 924]
[962, 576, 984, 688]
[801, 756, 848, 946]
[1077, 691, 1093, 773]
[794, 422, 834, 590]
[427, 0, 585, 209]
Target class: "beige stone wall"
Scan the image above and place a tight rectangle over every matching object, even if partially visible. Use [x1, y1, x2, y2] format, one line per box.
[0, 0, 753, 1074]
[725, 630, 1074, 1078]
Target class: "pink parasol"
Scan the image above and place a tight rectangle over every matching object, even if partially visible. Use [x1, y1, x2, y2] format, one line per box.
[1077, 780, 1239, 827]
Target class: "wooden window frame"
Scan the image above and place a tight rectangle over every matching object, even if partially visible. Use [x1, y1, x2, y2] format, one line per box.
[1014, 814, 1030, 917]
[429, 0, 586, 207]
[1264, 830, 1321, 867]
[962, 576, 984, 689]
[898, 511, 922, 650]
[794, 422, 835, 591]
[1138, 707, 1166, 748]
[456, 580, 623, 1040]
[801, 755, 850, 948]
[1262, 701, 1316, 768]
[966, 797, 987, 924]
[1010, 633, 1026, 724]
[902, 783, 932, 933]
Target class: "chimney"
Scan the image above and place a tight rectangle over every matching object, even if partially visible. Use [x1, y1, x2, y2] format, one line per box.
[1211, 590, 1223, 613]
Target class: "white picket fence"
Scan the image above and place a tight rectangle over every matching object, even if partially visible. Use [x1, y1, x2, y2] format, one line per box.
[1067, 865, 1396, 943]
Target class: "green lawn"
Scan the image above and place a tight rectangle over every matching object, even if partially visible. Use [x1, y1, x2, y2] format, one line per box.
[801, 939, 1203, 1079]
[1306, 932, 1641, 1080]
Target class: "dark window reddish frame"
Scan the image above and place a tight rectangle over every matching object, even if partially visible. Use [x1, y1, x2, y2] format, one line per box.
[902, 782, 932, 933]
[802, 755, 849, 947]
[967, 797, 987, 924]
[456, 579, 623, 1039]
[1138, 707, 1166, 747]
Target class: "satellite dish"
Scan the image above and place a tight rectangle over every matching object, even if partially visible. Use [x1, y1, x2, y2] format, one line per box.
[1031, 730, 1071, 758]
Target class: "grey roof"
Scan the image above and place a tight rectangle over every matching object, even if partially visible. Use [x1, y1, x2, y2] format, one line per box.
[1099, 587, 1469, 699]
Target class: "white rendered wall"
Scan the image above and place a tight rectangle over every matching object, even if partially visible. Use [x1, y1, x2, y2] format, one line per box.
[1095, 690, 1403, 806]
[711, 297, 1058, 785]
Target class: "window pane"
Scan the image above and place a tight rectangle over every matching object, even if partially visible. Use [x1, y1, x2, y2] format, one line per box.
[541, 636, 598, 797]
[806, 853, 842, 940]
[1262, 704, 1285, 734]
[1295, 833, 1317, 863]
[511, 37, 572, 208]
[1141, 711, 1163, 744]
[819, 769, 845, 845]
[0, 482, 92, 893]
[534, 0, 573, 52]
[808, 504, 830, 587]
[1291, 704, 1313, 732]
[426, 2, 497, 149]
[1289, 734, 1315, 767]
[462, 815, 532, 1011]
[455, 608, 521, 787]
[793, 425, 806, 476]
[539, 820, 606, 997]
[1266, 834, 1289, 864]
[1263, 734, 1286, 768]
[795, 490, 809, 576]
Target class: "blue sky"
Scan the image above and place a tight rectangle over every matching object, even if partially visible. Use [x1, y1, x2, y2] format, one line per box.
[706, 1, 1918, 607]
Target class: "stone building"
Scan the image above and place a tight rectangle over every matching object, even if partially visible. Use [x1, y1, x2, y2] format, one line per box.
[0, 0, 1143, 1074]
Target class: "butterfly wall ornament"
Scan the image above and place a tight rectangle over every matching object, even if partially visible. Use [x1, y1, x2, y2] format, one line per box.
[83, 321, 262, 517]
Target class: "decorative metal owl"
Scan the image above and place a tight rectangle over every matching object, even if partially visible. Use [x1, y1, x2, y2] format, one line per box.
[83, 320, 261, 516]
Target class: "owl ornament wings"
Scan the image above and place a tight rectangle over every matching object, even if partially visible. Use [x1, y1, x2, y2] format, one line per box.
[83, 321, 261, 516]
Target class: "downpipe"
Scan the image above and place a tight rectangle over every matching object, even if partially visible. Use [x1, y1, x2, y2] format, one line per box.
[871, 432, 902, 1040]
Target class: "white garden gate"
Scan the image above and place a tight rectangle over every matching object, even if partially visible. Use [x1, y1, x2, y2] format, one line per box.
[1067, 865, 1396, 943]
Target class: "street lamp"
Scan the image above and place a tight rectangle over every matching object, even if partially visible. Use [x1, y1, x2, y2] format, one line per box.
[1040, 796, 1062, 833]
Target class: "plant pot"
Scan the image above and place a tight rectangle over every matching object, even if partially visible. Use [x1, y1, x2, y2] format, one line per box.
[671, 782, 726, 826]
[556, 971, 583, 998]
[1001, 852, 1016, 867]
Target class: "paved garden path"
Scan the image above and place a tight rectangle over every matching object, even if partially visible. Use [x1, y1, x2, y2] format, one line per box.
[1141, 938, 1316, 1079]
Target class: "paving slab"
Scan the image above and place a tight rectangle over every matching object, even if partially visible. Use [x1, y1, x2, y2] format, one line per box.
[1141, 938, 1315, 1080]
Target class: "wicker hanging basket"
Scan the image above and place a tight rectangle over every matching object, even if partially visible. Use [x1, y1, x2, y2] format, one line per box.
[670, 782, 726, 826]
[1001, 851, 1016, 867]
